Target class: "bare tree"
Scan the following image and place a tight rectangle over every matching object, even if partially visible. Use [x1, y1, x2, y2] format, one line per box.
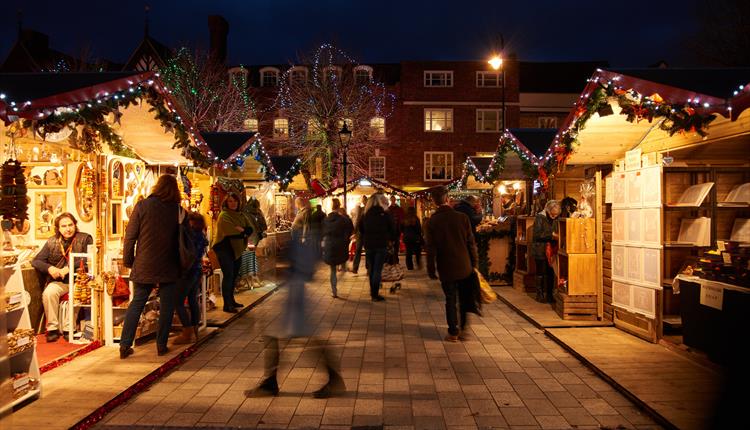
[272, 44, 396, 183]
[159, 48, 252, 131]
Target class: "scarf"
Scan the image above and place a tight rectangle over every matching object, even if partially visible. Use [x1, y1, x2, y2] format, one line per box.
[211, 209, 251, 259]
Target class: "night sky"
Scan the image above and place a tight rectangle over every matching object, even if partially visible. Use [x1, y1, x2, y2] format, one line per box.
[0, 0, 706, 67]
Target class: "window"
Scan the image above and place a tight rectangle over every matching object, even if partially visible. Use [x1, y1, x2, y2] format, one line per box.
[325, 66, 342, 83]
[354, 65, 373, 85]
[338, 118, 353, 134]
[369, 156, 386, 180]
[538, 116, 558, 128]
[229, 67, 249, 88]
[476, 71, 502, 88]
[424, 109, 453, 132]
[289, 66, 308, 85]
[424, 152, 453, 181]
[243, 118, 259, 132]
[260, 67, 279, 87]
[307, 119, 323, 137]
[476, 109, 502, 132]
[369, 117, 385, 139]
[273, 118, 288, 138]
[424, 71, 453, 87]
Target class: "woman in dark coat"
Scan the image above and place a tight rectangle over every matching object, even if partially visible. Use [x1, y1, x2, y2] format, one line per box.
[402, 206, 423, 270]
[531, 200, 561, 303]
[322, 198, 354, 298]
[120, 175, 182, 359]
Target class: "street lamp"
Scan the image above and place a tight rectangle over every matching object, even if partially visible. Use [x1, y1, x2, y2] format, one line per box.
[488, 54, 505, 132]
[338, 121, 352, 212]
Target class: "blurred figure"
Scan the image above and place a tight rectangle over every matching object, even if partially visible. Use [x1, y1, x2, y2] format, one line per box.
[310, 204, 326, 255]
[402, 206, 423, 270]
[359, 193, 396, 302]
[350, 195, 368, 274]
[322, 198, 353, 298]
[246, 197, 344, 399]
[532, 200, 561, 303]
[454, 195, 482, 239]
[425, 187, 478, 342]
[120, 175, 182, 358]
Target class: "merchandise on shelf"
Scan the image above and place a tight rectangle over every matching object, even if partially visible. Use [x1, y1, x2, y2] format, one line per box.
[7, 328, 36, 356]
[0, 159, 29, 228]
[73, 264, 93, 305]
[3, 291, 24, 312]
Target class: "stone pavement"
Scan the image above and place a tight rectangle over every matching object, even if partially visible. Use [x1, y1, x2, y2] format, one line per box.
[96, 267, 660, 429]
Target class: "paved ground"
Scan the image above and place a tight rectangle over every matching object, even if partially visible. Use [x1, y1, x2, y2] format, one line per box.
[97, 267, 660, 429]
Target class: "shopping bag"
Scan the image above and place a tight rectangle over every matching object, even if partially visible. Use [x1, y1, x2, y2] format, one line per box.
[476, 269, 497, 304]
[381, 263, 404, 282]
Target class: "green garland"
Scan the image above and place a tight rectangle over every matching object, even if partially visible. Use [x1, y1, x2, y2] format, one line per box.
[457, 135, 540, 189]
[476, 229, 514, 282]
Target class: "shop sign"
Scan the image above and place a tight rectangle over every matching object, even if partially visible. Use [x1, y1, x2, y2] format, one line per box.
[700, 284, 723, 310]
[625, 148, 642, 171]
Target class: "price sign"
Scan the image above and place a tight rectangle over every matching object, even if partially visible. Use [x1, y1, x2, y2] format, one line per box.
[700, 284, 724, 310]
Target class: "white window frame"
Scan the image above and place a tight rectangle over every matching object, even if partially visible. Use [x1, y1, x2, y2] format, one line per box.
[424, 152, 453, 182]
[424, 108, 453, 132]
[228, 67, 249, 87]
[354, 65, 373, 85]
[476, 71, 502, 88]
[289, 66, 308, 84]
[538, 116, 558, 129]
[424, 70, 453, 87]
[273, 118, 288, 138]
[476, 109, 502, 133]
[369, 117, 386, 139]
[369, 156, 386, 180]
[260, 67, 280, 87]
[243, 118, 259, 132]
[325, 65, 342, 83]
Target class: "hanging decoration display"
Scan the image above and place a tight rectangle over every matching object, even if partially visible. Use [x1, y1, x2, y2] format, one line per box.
[325, 175, 414, 199]
[0, 157, 29, 231]
[74, 163, 96, 222]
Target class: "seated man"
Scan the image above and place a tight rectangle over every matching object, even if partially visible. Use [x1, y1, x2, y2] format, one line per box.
[32, 212, 93, 342]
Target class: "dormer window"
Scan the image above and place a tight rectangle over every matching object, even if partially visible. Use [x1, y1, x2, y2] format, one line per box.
[260, 67, 280, 87]
[354, 65, 373, 85]
[228, 67, 249, 88]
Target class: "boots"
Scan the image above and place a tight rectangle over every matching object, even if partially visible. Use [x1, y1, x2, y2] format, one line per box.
[535, 275, 547, 303]
[244, 374, 279, 397]
[172, 326, 195, 345]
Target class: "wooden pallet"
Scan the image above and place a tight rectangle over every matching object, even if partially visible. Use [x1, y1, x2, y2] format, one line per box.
[554, 290, 598, 321]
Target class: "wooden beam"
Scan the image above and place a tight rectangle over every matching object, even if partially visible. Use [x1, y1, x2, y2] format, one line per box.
[596, 171, 604, 319]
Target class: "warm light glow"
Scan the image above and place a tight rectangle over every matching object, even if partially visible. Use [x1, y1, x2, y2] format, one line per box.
[498, 184, 507, 194]
[513, 182, 521, 190]
[488, 56, 503, 70]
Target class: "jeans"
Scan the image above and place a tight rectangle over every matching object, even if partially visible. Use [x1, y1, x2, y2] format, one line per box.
[441, 278, 472, 336]
[329, 264, 338, 296]
[176, 271, 201, 327]
[405, 242, 421, 270]
[352, 237, 365, 272]
[120, 282, 176, 348]
[365, 247, 388, 298]
[215, 244, 241, 309]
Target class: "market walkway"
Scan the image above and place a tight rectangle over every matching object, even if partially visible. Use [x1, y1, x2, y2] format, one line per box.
[96, 268, 659, 429]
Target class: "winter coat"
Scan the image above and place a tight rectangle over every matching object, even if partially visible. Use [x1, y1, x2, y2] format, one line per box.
[32, 232, 93, 284]
[454, 201, 482, 237]
[322, 212, 354, 266]
[425, 205, 478, 283]
[531, 211, 558, 260]
[359, 206, 396, 250]
[123, 196, 180, 284]
[402, 218, 423, 245]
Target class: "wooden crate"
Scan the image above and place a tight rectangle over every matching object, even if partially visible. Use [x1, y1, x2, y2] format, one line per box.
[560, 218, 596, 254]
[554, 291, 598, 320]
[558, 253, 597, 295]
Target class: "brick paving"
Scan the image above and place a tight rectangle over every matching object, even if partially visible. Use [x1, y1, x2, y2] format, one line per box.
[97, 268, 660, 429]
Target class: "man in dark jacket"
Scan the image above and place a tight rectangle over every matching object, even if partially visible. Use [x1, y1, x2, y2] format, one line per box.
[532, 200, 561, 303]
[310, 204, 326, 255]
[387, 196, 405, 264]
[350, 195, 368, 273]
[453, 196, 482, 239]
[359, 193, 396, 301]
[425, 187, 478, 342]
[32, 213, 93, 342]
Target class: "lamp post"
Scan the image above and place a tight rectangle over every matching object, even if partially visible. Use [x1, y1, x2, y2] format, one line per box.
[338, 121, 352, 212]
[488, 54, 505, 132]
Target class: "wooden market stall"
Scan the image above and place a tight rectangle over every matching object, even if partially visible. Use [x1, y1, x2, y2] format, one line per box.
[543, 68, 750, 348]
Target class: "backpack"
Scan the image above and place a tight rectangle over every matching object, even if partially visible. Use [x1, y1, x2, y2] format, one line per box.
[178, 208, 196, 273]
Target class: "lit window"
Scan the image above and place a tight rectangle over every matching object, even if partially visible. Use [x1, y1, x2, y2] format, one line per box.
[243, 118, 259, 132]
[289, 66, 308, 85]
[260, 67, 279, 87]
[476, 71, 502, 88]
[325, 66, 342, 83]
[424, 71, 453, 87]
[476, 109, 502, 132]
[424, 109, 453, 132]
[424, 152, 453, 181]
[273, 118, 288, 138]
[369, 117, 385, 139]
[307, 119, 323, 136]
[538, 116, 558, 128]
[354, 65, 373, 85]
[338, 118, 353, 134]
[369, 156, 386, 180]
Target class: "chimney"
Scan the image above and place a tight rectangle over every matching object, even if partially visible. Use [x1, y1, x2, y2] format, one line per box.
[208, 15, 228, 64]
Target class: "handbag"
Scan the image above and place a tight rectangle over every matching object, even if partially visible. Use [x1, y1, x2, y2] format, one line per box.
[178, 208, 196, 273]
[475, 269, 497, 304]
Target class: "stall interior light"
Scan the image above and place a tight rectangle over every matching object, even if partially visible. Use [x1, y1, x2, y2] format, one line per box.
[513, 182, 521, 190]
[359, 179, 372, 186]
[498, 184, 507, 194]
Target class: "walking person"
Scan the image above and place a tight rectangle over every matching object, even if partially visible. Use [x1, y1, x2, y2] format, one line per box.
[387, 196, 405, 263]
[211, 192, 254, 313]
[310, 204, 325, 255]
[359, 193, 396, 302]
[402, 206, 423, 270]
[532, 200, 561, 303]
[120, 175, 182, 358]
[322, 198, 354, 298]
[350, 195, 368, 274]
[454, 195, 483, 239]
[425, 186, 478, 342]
[172, 211, 208, 344]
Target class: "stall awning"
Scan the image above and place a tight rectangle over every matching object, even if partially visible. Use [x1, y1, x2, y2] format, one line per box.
[201, 131, 258, 162]
[116, 100, 192, 165]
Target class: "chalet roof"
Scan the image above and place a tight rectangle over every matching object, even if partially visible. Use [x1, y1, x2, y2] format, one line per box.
[0, 72, 140, 104]
[520, 61, 609, 93]
[609, 68, 750, 99]
[508, 128, 558, 158]
[270, 155, 300, 177]
[199, 131, 256, 161]
[123, 35, 174, 71]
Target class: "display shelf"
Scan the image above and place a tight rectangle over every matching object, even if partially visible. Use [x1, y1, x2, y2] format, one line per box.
[66, 252, 96, 343]
[513, 216, 536, 291]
